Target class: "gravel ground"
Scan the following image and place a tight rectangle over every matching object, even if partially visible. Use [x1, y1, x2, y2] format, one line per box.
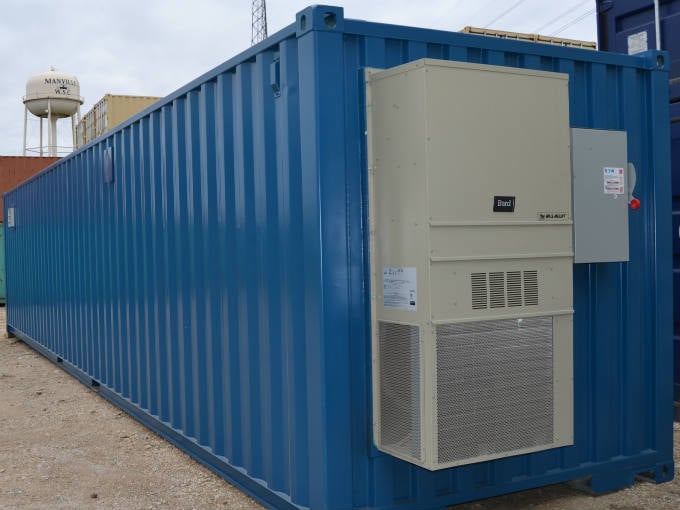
[0, 308, 263, 510]
[1, 307, 678, 510]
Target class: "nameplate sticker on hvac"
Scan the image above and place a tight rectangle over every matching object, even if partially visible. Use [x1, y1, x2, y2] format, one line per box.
[383, 266, 417, 311]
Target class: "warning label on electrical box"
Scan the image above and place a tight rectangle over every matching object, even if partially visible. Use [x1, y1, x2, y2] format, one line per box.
[383, 266, 417, 311]
[603, 167, 625, 195]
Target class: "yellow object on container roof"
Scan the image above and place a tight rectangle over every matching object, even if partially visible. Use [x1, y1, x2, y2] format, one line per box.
[75, 94, 161, 148]
[460, 26, 597, 50]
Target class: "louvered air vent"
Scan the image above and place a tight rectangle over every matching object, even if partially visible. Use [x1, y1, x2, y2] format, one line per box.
[523, 270, 539, 305]
[507, 271, 522, 307]
[471, 272, 488, 309]
[471, 270, 539, 310]
[489, 272, 505, 308]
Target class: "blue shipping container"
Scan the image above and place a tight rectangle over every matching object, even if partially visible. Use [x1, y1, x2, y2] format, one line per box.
[675, 336, 680, 419]
[3, 5, 675, 509]
[596, 0, 680, 78]
[674, 98, 680, 420]
[597, 0, 680, 421]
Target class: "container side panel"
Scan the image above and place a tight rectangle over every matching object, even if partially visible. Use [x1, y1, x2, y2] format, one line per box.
[297, 17, 354, 508]
[275, 36, 311, 504]
[672, 100, 680, 414]
[650, 62, 675, 448]
[4, 35, 318, 510]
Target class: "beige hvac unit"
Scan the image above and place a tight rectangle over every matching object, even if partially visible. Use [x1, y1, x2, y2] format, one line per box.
[366, 59, 574, 470]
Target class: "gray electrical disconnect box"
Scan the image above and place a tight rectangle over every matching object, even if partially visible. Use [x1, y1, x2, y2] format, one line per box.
[571, 128, 630, 263]
[366, 59, 574, 471]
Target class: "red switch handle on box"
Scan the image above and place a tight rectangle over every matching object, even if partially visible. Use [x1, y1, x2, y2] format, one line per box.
[630, 198, 641, 210]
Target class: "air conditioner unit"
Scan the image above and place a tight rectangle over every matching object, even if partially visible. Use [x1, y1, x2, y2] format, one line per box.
[366, 59, 574, 470]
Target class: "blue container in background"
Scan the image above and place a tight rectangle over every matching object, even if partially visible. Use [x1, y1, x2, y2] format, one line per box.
[675, 335, 680, 418]
[597, 0, 680, 421]
[3, 5, 675, 509]
[0, 225, 5, 304]
[673, 98, 680, 419]
[596, 0, 680, 77]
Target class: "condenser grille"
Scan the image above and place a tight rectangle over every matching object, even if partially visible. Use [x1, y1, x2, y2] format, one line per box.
[471, 270, 539, 310]
[436, 316, 553, 464]
[378, 322, 421, 461]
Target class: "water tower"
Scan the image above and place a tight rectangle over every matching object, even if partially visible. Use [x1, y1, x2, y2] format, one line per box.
[23, 67, 83, 157]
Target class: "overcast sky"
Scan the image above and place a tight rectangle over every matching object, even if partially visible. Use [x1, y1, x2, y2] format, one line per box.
[0, 0, 598, 156]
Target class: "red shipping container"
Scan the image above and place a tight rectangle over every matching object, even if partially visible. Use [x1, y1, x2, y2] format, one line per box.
[0, 156, 59, 222]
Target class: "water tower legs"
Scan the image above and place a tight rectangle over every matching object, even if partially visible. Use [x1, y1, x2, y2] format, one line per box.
[46, 99, 59, 158]
[22, 107, 28, 156]
[73, 104, 81, 151]
[49, 117, 58, 157]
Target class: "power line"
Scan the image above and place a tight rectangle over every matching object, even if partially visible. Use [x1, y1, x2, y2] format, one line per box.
[468, 0, 499, 24]
[533, 0, 590, 33]
[483, 0, 528, 28]
[550, 7, 596, 36]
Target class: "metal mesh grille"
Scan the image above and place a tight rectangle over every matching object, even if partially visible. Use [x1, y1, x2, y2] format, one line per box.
[378, 322, 421, 461]
[436, 316, 553, 464]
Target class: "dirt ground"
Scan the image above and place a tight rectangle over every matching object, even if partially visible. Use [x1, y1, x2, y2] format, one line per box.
[0, 308, 263, 510]
[1, 307, 679, 510]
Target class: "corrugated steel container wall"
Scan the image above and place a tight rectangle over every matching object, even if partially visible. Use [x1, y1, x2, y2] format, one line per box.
[3, 5, 674, 509]
[596, 0, 680, 77]
[0, 226, 5, 303]
[596, 0, 680, 421]
[0, 156, 60, 222]
[673, 98, 680, 419]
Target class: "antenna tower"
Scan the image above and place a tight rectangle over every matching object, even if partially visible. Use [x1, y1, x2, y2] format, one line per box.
[251, 0, 268, 45]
